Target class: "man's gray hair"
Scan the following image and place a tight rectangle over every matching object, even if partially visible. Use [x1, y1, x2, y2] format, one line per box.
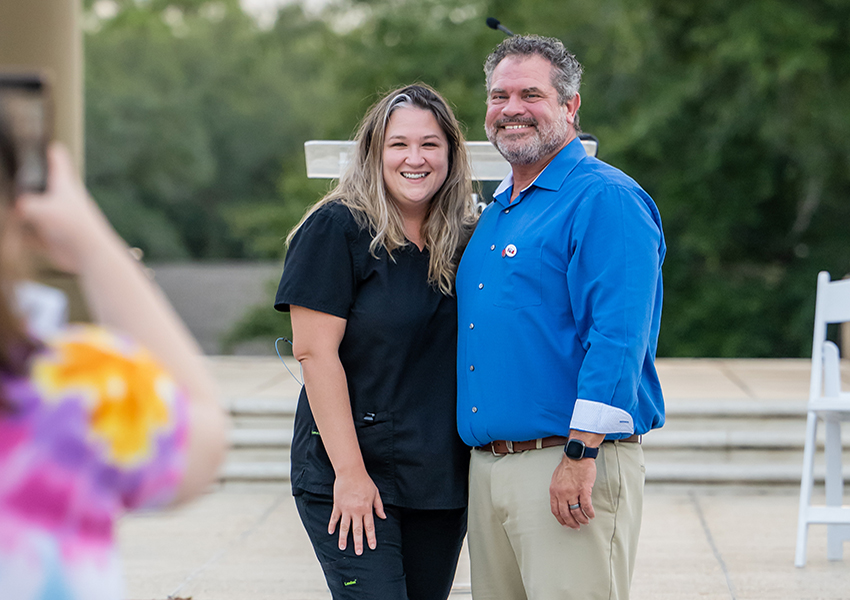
[484, 35, 583, 106]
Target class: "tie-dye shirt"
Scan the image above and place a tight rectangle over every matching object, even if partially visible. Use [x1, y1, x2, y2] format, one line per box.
[0, 325, 189, 600]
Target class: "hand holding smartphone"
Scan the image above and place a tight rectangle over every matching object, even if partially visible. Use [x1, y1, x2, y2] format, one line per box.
[0, 72, 50, 194]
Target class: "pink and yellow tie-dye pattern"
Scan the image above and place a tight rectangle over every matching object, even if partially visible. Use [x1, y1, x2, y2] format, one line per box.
[31, 327, 178, 468]
[0, 325, 189, 600]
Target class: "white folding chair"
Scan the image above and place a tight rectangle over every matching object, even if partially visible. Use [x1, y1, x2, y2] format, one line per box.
[795, 271, 850, 567]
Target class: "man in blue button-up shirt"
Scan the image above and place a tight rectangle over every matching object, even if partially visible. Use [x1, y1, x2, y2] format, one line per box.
[457, 35, 666, 599]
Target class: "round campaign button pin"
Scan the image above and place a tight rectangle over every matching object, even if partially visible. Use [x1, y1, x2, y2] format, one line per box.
[505, 244, 517, 258]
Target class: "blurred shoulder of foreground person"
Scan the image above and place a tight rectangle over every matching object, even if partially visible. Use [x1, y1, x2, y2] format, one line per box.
[0, 111, 228, 600]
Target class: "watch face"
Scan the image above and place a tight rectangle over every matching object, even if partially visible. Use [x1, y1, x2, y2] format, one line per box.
[565, 440, 584, 459]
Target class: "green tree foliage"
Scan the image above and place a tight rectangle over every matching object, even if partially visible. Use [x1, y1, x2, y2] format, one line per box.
[83, 0, 850, 357]
[85, 0, 335, 258]
[597, 1, 850, 356]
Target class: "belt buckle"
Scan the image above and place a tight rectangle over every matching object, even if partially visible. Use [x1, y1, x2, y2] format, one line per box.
[491, 440, 514, 456]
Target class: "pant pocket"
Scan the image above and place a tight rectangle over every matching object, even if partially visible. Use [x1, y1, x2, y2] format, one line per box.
[321, 556, 358, 592]
[592, 443, 620, 514]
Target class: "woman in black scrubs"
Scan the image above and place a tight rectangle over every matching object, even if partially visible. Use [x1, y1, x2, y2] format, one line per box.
[274, 84, 476, 600]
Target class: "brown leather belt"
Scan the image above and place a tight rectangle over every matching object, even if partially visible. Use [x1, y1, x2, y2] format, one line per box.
[477, 434, 641, 456]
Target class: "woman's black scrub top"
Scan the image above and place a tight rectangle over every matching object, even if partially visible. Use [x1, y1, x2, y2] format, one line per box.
[275, 202, 468, 509]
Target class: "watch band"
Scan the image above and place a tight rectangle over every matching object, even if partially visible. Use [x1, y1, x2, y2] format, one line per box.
[565, 438, 599, 460]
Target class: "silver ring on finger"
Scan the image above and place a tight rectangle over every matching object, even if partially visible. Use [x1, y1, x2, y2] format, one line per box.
[569, 503, 581, 510]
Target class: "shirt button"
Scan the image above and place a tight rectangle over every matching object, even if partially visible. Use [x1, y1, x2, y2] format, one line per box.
[490, 244, 496, 251]
[478, 283, 484, 289]
[505, 209, 511, 214]
[472, 406, 478, 413]
[469, 365, 475, 371]
[469, 323, 474, 329]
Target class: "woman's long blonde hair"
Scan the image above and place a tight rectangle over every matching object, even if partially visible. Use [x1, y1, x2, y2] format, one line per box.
[287, 84, 476, 295]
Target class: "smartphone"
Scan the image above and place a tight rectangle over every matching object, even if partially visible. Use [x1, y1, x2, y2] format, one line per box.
[0, 72, 51, 193]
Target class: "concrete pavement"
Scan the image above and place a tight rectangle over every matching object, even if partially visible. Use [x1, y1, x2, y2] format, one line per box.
[121, 482, 849, 600]
[119, 357, 850, 599]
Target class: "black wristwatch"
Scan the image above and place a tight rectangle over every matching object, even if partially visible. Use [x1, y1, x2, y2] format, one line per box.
[564, 438, 599, 460]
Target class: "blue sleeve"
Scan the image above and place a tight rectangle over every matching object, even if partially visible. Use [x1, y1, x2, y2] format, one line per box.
[567, 184, 664, 429]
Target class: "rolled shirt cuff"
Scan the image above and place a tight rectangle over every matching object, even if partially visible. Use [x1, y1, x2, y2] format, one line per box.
[570, 399, 634, 435]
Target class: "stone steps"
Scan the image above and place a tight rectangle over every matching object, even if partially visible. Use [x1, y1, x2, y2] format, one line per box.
[220, 397, 849, 485]
[226, 425, 843, 452]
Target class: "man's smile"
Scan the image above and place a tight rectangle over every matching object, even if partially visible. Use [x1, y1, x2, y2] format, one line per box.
[496, 118, 538, 134]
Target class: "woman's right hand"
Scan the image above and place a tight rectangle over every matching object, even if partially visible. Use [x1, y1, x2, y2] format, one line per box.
[329, 468, 387, 555]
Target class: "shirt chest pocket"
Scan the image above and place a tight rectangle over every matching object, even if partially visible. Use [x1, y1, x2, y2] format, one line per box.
[493, 246, 543, 309]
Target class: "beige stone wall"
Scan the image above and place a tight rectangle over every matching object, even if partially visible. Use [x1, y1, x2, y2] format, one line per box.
[0, 0, 83, 171]
[0, 0, 87, 321]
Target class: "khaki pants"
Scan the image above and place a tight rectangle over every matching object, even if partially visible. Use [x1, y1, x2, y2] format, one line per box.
[468, 442, 645, 600]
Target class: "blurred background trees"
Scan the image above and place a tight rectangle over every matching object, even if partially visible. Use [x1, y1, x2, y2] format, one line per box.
[82, 0, 850, 357]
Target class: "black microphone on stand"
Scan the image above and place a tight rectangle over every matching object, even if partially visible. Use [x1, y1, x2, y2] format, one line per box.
[486, 17, 515, 37]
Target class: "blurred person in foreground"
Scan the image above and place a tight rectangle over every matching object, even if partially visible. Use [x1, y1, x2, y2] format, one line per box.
[0, 114, 228, 600]
[456, 35, 666, 599]
[274, 84, 476, 599]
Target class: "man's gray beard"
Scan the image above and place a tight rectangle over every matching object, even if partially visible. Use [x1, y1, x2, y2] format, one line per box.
[486, 117, 570, 166]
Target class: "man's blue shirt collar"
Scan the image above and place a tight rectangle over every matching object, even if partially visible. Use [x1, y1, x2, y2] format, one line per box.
[492, 137, 588, 207]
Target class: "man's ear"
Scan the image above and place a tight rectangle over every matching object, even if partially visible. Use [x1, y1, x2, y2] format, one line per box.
[564, 93, 581, 126]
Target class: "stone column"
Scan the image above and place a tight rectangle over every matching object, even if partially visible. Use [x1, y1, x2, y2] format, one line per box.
[0, 0, 84, 171]
[0, 0, 88, 321]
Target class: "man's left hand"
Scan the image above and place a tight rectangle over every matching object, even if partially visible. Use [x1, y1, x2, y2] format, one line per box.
[549, 431, 604, 529]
